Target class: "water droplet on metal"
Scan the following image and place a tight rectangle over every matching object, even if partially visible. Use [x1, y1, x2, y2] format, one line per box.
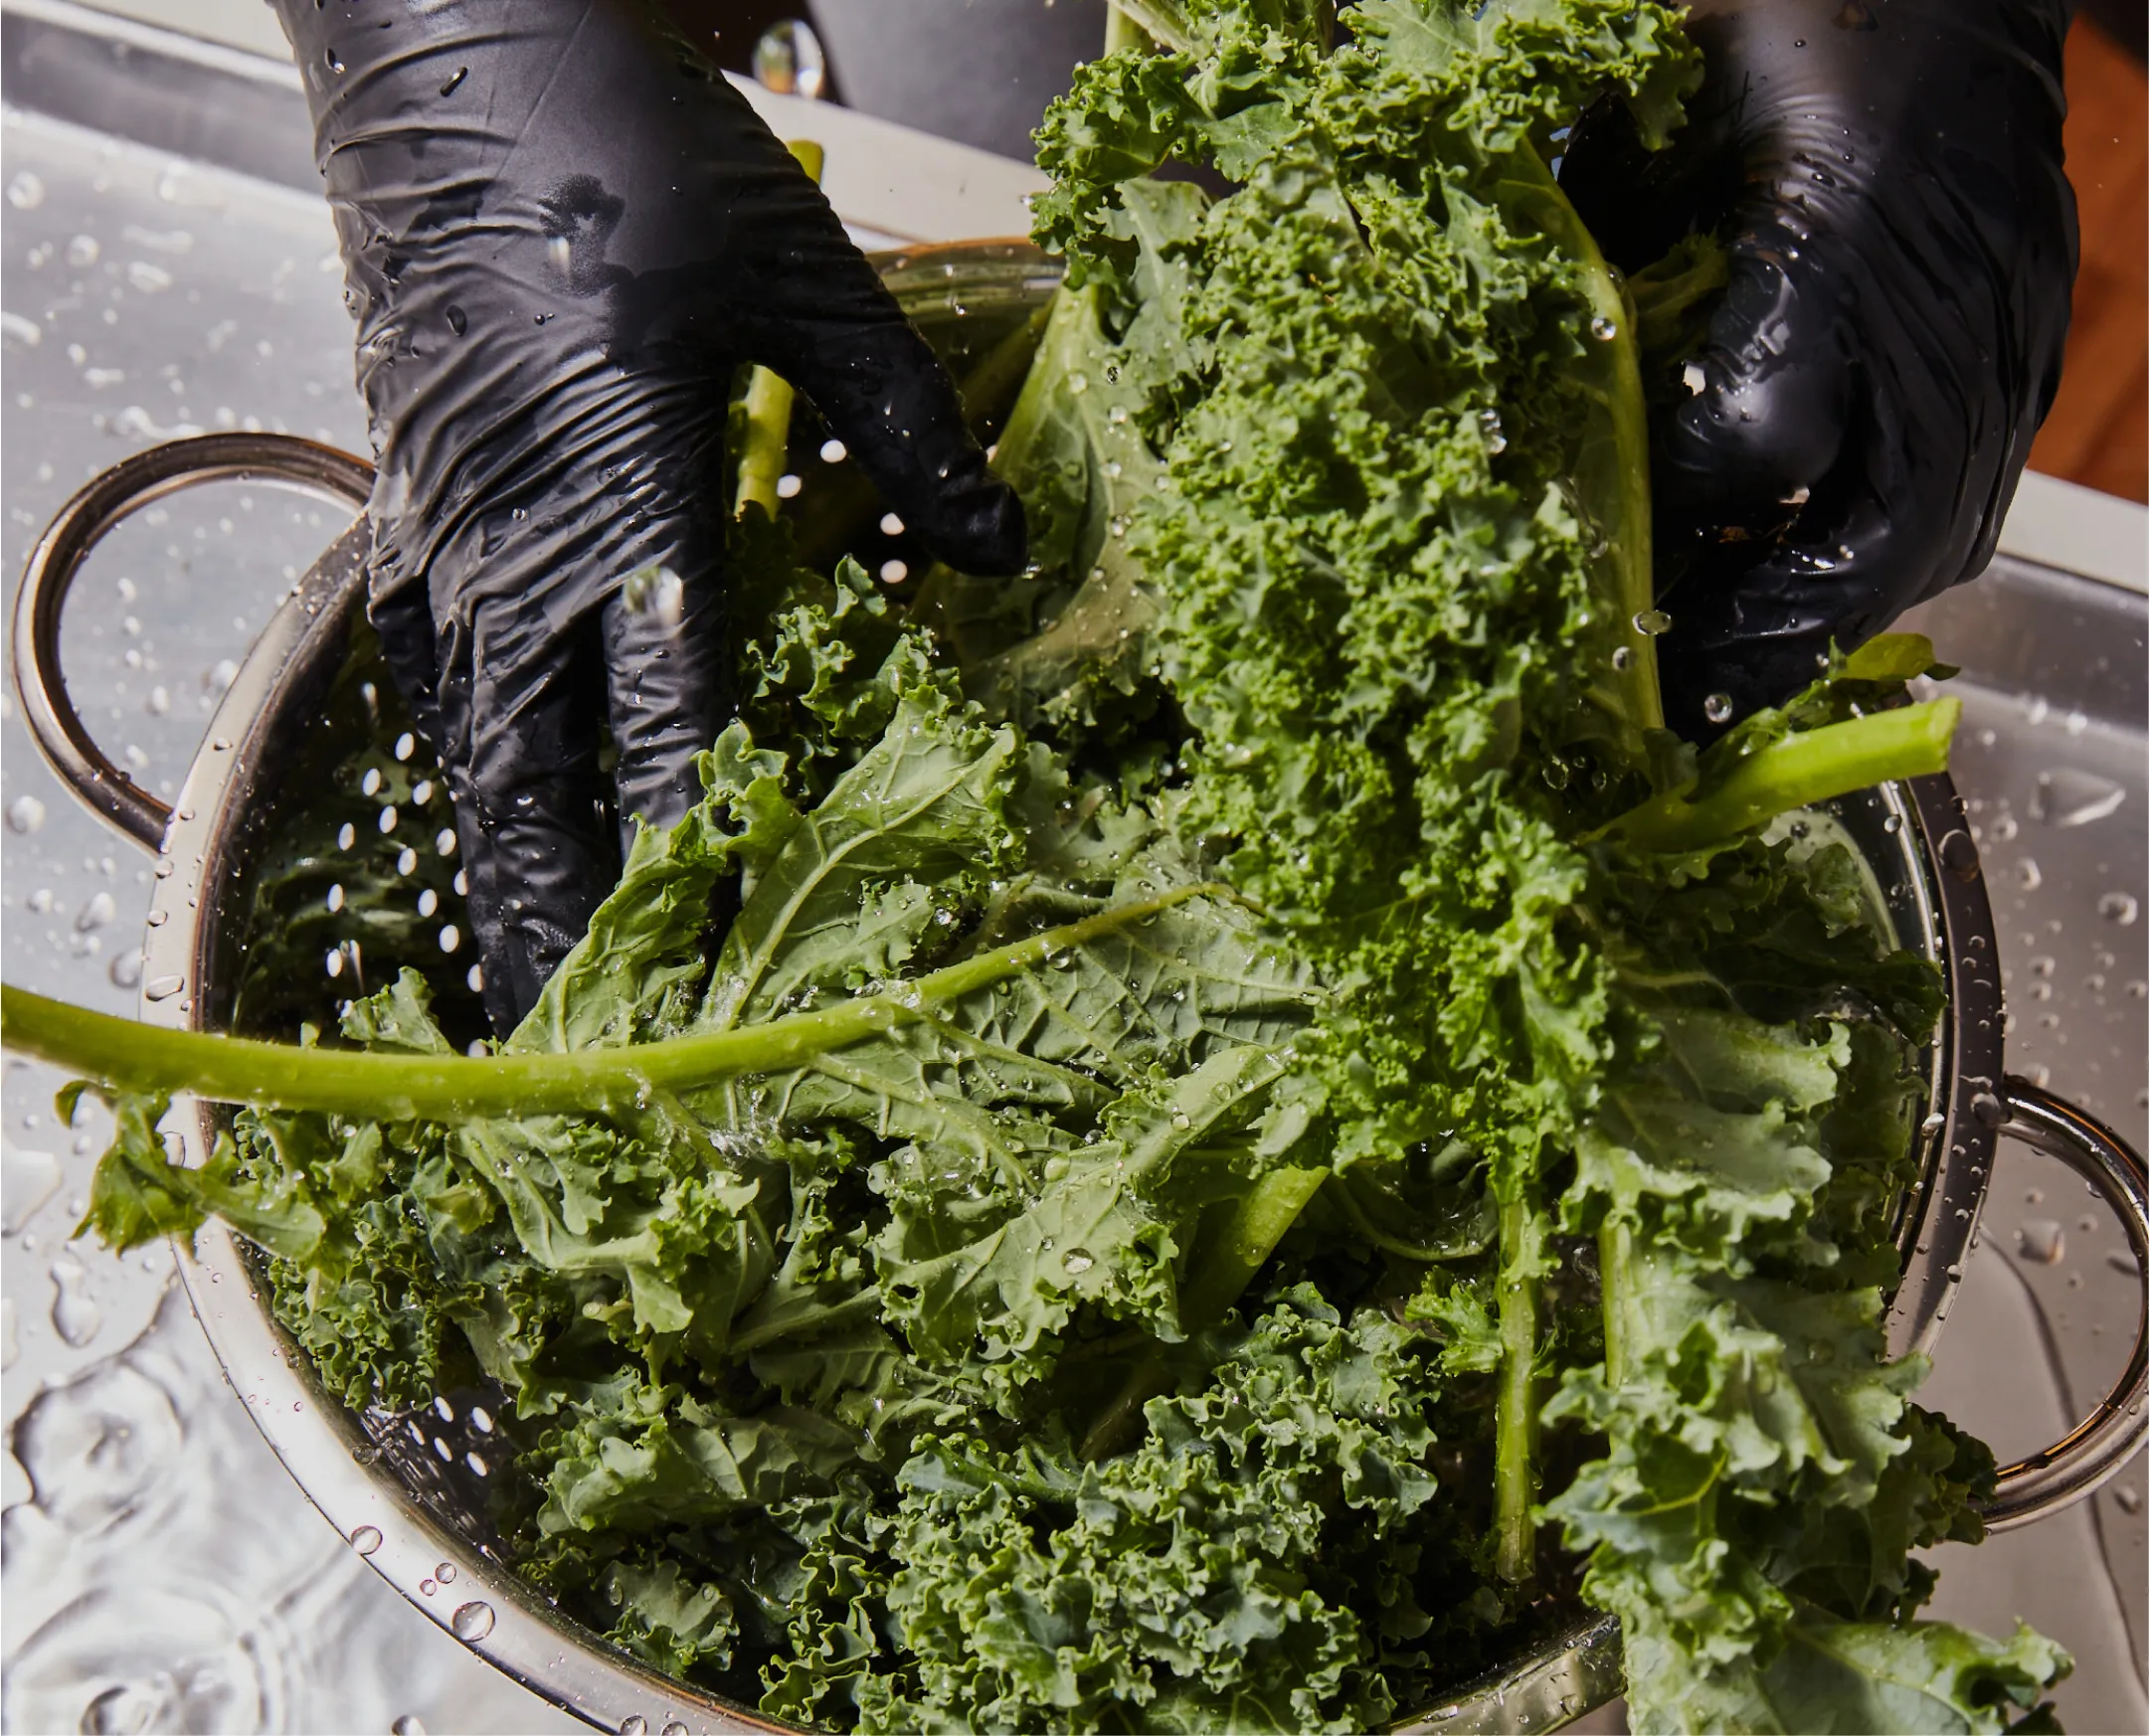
[143, 972, 185, 1002]
[2029, 767, 2124, 828]
[449, 1599, 495, 1642]
[390, 1718, 426, 1736]
[620, 1720, 648, 1736]
[351, 1524, 383, 1555]
[2097, 891, 2139, 927]
[1935, 829, 1979, 883]
[6, 795, 46, 833]
[2114, 1483, 2144, 1515]
[48, 1256, 101, 1346]
[2015, 1218, 2064, 1265]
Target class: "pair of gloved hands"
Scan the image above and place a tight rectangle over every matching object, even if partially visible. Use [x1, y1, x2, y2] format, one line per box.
[272, 0, 2075, 1032]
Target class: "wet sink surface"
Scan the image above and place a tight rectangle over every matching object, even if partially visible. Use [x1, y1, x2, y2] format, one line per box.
[3, 10, 2144, 1735]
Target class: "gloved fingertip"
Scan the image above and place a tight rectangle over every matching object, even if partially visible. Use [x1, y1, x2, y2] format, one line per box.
[919, 461, 1028, 578]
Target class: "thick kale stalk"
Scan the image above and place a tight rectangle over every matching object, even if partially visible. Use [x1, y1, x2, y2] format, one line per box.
[0, 884, 1220, 1124]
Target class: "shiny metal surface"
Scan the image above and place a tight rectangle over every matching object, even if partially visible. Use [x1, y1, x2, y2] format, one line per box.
[1979, 1080, 2149, 1530]
[10, 432, 371, 849]
[3, 3, 2144, 1730]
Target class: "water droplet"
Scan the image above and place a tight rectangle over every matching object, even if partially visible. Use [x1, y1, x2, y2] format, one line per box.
[2097, 891, 2139, 927]
[439, 925, 460, 954]
[752, 16, 826, 97]
[66, 233, 99, 267]
[2015, 857, 2043, 892]
[436, 1561, 456, 1584]
[661, 1722, 689, 1736]
[108, 953, 142, 989]
[1969, 1090, 2004, 1128]
[7, 169, 46, 209]
[1701, 692, 1733, 725]
[1633, 608, 1673, 636]
[879, 559, 909, 585]
[2015, 1218, 2064, 1265]
[49, 1257, 101, 1346]
[620, 1720, 649, 1736]
[2115, 1483, 2144, 1515]
[351, 1524, 383, 1555]
[1589, 314, 1618, 340]
[2029, 767, 2124, 828]
[75, 892, 116, 934]
[1935, 829, 1980, 883]
[143, 973, 185, 1002]
[7, 795, 46, 833]
[818, 437, 846, 464]
[1063, 1250, 1095, 1275]
[390, 1718, 426, 1736]
[1611, 645, 1632, 671]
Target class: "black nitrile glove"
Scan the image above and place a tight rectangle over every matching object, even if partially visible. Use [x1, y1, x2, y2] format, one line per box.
[1561, 0, 2076, 737]
[270, 1, 1026, 1031]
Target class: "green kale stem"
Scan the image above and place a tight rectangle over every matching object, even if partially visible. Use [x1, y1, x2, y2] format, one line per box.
[0, 884, 1221, 1124]
[1494, 1192, 1542, 1583]
[1078, 1164, 1328, 1462]
[1600, 1217, 1637, 1388]
[733, 139, 824, 520]
[1494, 143, 1663, 761]
[1605, 699, 1960, 855]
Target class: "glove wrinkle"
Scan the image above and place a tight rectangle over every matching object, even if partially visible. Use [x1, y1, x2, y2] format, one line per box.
[272, 0, 1022, 1028]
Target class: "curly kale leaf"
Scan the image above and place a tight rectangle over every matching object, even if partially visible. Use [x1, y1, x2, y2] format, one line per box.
[853, 1290, 1446, 1734]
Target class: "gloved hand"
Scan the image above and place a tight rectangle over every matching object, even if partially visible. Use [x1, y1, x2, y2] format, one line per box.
[270, 1, 1026, 1031]
[1561, 0, 2076, 737]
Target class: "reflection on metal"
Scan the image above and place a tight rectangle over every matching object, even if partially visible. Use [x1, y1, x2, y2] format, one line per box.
[1981, 1082, 2149, 1531]
[10, 433, 372, 852]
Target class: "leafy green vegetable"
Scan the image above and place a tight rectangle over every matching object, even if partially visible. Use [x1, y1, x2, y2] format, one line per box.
[1, 2, 2067, 1732]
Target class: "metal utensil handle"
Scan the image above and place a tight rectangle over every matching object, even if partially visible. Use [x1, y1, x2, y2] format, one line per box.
[1975, 1079, 2149, 1532]
[9, 433, 374, 852]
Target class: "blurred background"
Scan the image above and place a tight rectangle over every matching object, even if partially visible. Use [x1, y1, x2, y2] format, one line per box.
[1, 4, 2141, 1733]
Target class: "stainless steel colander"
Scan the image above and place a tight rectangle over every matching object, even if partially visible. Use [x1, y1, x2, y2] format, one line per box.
[14, 244, 2148, 1736]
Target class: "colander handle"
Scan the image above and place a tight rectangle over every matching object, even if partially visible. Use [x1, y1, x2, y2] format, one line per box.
[9, 433, 374, 852]
[1975, 1079, 2149, 1532]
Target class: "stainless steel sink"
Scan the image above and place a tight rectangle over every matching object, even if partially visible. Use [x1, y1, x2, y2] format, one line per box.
[2, 4, 2142, 1732]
